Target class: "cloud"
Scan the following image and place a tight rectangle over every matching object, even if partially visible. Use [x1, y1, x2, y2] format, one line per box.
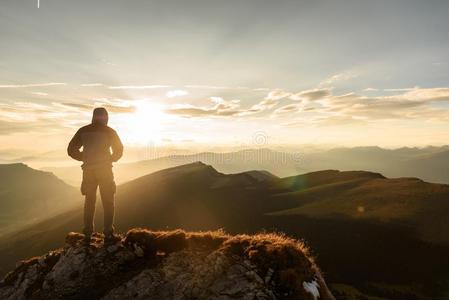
[58, 103, 92, 110]
[165, 91, 285, 118]
[267, 86, 449, 128]
[0, 120, 44, 134]
[236, 90, 290, 115]
[273, 104, 302, 114]
[248, 98, 278, 112]
[384, 87, 419, 92]
[265, 89, 291, 100]
[57, 100, 136, 114]
[0, 83, 66, 88]
[0, 102, 74, 134]
[108, 85, 171, 90]
[259, 88, 330, 107]
[30, 92, 49, 96]
[165, 97, 241, 118]
[290, 88, 331, 102]
[102, 104, 136, 113]
[0, 97, 141, 136]
[166, 90, 189, 98]
[184, 85, 249, 90]
[81, 83, 104, 87]
[319, 71, 358, 87]
[396, 88, 449, 101]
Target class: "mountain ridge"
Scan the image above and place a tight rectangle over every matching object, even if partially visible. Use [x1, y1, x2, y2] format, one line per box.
[42, 146, 449, 186]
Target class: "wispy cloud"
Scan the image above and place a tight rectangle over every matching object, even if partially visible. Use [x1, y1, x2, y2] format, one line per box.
[108, 85, 171, 90]
[0, 98, 139, 135]
[247, 98, 278, 113]
[319, 71, 358, 87]
[30, 92, 49, 96]
[166, 97, 241, 117]
[363, 88, 378, 92]
[273, 104, 302, 114]
[184, 85, 249, 90]
[0, 120, 51, 135]
[56, 100, 136, 114]
[0, 83, 66, 88]
[165, 90, 286, 118]
[57, 103, 92, 110]
[81, 83, 104, 87]
[384, 87, 419, 92]
[265, 89, 291, 101]
[166, 90, 189, 98]
[290, 88, 331, 102]
[278, 87, 449, 126]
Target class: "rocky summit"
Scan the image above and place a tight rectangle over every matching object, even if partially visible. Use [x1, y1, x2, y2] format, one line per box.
[0, 229, 334, 300]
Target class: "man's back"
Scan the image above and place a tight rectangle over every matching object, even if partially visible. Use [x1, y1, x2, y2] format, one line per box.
[68, 124, 123, 168]
[67, 108, 123, 169]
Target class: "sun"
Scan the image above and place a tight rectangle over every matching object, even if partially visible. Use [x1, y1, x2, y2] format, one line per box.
[116, 100, 166, 144]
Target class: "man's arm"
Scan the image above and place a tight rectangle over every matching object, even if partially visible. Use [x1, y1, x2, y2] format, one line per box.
[110, 129, 123, 162]
[67, 130, 83, 161]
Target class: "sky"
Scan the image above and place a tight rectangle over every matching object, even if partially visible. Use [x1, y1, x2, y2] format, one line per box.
[1, 0, 449, 161]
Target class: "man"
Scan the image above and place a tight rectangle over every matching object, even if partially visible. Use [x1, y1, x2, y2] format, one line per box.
[67, 107, 123, 244]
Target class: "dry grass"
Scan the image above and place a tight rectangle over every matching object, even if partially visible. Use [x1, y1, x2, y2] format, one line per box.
[123, 228, 318, 297]
[2, 229, 322, 299]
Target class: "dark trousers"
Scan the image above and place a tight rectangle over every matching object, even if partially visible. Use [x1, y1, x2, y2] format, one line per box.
[81, 166, 116, 236]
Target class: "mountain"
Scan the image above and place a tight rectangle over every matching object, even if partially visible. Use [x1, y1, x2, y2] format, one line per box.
[43, 149, 302, 185]
[270, 169, 449, 244]
[302, 146, 449, 184]
[1, 162, 449, 298]
[0, 163, 78, 234]
[44, 146, 449, 186]
[0, 229, 335, 300]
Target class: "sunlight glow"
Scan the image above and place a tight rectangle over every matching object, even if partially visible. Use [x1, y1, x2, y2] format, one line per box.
[116, 100, 166, 144]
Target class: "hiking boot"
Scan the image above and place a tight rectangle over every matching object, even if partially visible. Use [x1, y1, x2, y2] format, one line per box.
[104, 233, 121, 245]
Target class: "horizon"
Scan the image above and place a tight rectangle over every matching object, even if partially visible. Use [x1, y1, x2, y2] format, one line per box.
[2, 143, 449, 170]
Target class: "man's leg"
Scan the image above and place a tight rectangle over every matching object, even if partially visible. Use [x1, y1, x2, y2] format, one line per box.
[81, 169, 98, 237]
[98, 167, 116, 236]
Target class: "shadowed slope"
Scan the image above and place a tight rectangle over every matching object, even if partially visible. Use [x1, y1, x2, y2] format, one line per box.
[269, 170, 449, 243]
[0, 163, 78, 234]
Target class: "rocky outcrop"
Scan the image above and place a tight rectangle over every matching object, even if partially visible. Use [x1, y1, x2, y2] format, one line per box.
[0, 229, 335, 300]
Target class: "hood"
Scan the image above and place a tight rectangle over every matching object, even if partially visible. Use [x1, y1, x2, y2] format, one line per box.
[92, 107, 109, 125]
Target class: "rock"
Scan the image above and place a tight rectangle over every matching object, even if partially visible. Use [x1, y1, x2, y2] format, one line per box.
[106, 245, 118, 253]
[0, 228, 335, 300]
[133, 244, 144, 257]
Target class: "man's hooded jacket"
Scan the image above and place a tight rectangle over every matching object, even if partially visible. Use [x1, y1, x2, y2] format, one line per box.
[67, 108, 123, 169]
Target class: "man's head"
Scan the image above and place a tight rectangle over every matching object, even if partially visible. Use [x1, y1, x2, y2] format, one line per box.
[92, 107, 109, 125]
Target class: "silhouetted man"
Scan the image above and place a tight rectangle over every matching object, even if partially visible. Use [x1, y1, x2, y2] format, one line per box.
[67, 107, 123, 244]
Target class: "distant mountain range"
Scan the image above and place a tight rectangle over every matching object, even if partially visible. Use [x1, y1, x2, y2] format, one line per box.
[44, 146, 449, 186]
[1, 162, 448, 298]
[0, 163, 78, 235]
